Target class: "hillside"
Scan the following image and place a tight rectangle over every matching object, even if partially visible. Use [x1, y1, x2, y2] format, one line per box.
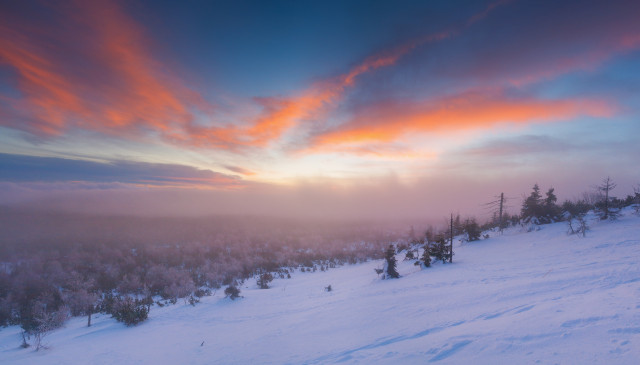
[1, 210, 639, 364]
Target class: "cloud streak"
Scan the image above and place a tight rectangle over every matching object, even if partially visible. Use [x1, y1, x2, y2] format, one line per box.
[308, 90, 615, 149]
[183, 0, 512, 150]
[0, 1, 209, 141]
[0, 153, 243, 189]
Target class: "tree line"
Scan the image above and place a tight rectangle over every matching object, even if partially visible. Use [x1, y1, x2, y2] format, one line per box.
[379, 177, 640, 280]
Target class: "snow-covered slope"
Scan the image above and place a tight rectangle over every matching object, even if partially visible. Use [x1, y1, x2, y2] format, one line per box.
[1, 211, 639, 364]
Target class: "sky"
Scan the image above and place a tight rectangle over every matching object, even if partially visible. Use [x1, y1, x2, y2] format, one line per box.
[1, 0, 639, 221]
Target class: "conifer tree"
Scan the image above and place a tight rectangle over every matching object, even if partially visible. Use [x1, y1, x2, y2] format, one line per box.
[431, 237, 449, 263]
[383, 245, 400, 279]
[521, 184, 543, 223]
[597, 177, 618, 220]
[463, 218, 481, 241]
[421, 244, 431, 268]
[257, 272, 273, 289]
[543, 187, 560, 222]
[225, 284, 241, 300]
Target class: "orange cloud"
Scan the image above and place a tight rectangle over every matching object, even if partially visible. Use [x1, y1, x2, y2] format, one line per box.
[0, 0, 521, 153]
[1, 0, 412, 150]
[0, 25, 89, 135]
[177, 41, 433, 150]
[310, 91, 616, 148]
[305, 143, 436, 161]
[217, 0, 510, 149]
[0, 1, 208, 139]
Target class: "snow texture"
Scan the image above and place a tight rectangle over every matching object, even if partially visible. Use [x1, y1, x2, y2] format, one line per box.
[1, 210, 639, 364]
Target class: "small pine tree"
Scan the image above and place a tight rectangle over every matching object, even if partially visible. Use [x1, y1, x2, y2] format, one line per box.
[421, 244, 431, 268]
[463, 218, 481, 242]
[521, 184, 543, 223]
[224, 285, 241, 300]
[431, 237, 449, 263]
[383, 245, 400, 279]
[543, 188, 561, 222]
[404, 250, 415, 260]
[257, 272, 274, 289]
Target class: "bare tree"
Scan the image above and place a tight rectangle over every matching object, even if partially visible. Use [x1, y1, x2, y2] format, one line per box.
[62, 275, 98, 327]
[483, 192, 511, 233]
[66, 290, 98, 327]
[567, 214, 589, 237]
[31, 302, 69, 350]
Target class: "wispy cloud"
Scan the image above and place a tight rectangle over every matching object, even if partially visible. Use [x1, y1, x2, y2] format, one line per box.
[184, 0, 512, 150]
[224, 165, 256, 176]
[307, 90, 615, 150]
[0, 0, 515, 153]
[0, 153, 243, 189]
[0, 1, 209, 140]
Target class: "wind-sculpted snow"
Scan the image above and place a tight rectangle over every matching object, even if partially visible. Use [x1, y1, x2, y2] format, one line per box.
[1, 210, 639, 364]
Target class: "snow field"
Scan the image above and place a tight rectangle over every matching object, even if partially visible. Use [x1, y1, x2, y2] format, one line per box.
[1, 210, 639, 364]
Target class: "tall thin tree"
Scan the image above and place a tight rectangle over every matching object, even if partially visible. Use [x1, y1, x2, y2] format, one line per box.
[597, 177, 617, 220]
[449, 214, 453, 263]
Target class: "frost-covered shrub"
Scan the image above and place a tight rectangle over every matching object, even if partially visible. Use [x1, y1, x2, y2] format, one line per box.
[194, 288, 212, 298]
[25, 302, 69, 350]
[567, 214, 589, 237]
[111, 297, 148, 326]
[188, 295, 200, 306]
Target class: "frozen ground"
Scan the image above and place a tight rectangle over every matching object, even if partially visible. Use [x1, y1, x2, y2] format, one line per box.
[1, 210, 639, 364]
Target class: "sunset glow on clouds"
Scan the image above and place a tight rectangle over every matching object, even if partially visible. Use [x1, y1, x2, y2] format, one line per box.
[1, 0, 639, 218]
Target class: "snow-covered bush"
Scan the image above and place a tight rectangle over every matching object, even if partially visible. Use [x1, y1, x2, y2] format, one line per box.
[257, 272, 274, 289]
[111, 297, 148, 326]
[25, 302, 69, 350]
[567, 214, 589, 237]
[404, 250, 415, 260]
[225, 285, 241, 300]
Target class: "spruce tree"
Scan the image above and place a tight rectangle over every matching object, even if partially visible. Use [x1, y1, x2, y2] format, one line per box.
[597, 177, 618, 220]
[421, 244, 431, 268]
[432, 237, 449, 263]
[463, 218, 481, 241]
[384, 245, 400, 279]
[543, 188, 560, 222]
[257, 272, 273, 289]
[521, 184, 543, 223]
[225, 285, 241, 300]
